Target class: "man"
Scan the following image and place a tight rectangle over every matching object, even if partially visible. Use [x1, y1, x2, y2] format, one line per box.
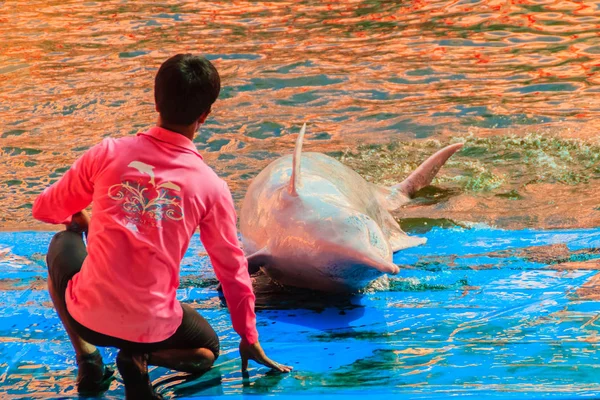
[33, 54, 291, 399]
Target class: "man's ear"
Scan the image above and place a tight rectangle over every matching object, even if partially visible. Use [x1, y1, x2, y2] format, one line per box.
[197, 108, 211, 125]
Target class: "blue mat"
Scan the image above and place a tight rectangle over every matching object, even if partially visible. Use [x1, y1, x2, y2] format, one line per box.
[2, 226, 600, 399]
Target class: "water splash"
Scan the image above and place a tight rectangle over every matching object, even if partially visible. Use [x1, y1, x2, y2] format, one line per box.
[341, 133, 600, 229]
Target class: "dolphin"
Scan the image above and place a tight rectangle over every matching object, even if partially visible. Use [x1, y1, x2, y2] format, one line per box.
[239, 124, 463, 292]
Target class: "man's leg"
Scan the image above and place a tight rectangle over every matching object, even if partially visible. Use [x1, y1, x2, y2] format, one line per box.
[149, 303, 220, 373]
[116, 347, 215, 400]
[115, 304, 219, 399]
[47, 274, 97, 358]
[150, 347, 216, 374]
[114, 348, 214, 400]
[46, 230, 114, 394]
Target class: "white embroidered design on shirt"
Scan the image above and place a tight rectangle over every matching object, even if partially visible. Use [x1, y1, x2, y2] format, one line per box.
[108, 161, 184, 227]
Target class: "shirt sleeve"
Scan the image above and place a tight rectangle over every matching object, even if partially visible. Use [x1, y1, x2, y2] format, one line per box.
[32, 140, 106, 225]
[199, 181, 259, 345]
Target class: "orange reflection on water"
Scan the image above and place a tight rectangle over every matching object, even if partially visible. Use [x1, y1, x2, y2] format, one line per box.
[0, 0, 599, 229]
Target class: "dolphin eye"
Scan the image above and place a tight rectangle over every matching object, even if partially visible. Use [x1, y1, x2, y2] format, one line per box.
[344, 215, 387, 257]
[369, 230, 381, 247]
[366, 222, 387, 257]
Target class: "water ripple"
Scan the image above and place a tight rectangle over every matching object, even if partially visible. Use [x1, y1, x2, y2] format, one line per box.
[1, 0, 600, 227]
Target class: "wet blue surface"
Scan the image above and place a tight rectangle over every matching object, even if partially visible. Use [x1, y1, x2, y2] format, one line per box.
[2, 226, 600, 399]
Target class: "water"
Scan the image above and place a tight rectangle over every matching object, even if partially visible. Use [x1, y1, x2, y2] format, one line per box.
[1, 0, 600, 230]
[3, 227, 600, 399]
[3, 1, 600, 398]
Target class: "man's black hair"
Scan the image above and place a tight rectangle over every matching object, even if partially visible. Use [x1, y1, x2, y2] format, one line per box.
[154, 54, 221, 126]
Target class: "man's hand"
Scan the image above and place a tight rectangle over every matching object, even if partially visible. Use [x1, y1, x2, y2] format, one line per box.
[239, 340, 292, 373]
[66, 211, 90, 235]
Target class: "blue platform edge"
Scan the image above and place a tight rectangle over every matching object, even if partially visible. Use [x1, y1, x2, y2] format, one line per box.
[2, 226, 600, 399]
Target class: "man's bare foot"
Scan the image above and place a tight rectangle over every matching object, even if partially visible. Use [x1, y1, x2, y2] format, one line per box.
[116, 351, 163, 400]
[76, 349, 115, 395]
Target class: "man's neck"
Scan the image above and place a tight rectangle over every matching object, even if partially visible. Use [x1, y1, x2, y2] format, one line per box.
[157, 120, 196, 141]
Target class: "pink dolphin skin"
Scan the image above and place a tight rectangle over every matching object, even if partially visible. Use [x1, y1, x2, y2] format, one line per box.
[240, 124, 463, 292]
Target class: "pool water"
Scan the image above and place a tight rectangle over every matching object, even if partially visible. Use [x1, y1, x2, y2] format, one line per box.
[3, 226, 600, 398]
[2, 1, 600, 398]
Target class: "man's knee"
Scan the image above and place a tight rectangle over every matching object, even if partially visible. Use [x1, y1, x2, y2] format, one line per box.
[47, 231, 67, 262]
[49, 230, 76, 246]
[156, 348, 217, 374]
[48, 230, 83, 251]
[196, 348, 217, 372]
[208, 335, 220, 361]
[195, 343, 218, 368]
[46, 231, 86, 269]
[203, 348, 216, 365]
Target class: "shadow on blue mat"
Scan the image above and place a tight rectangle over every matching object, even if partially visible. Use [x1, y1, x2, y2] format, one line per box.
[1, 226, 600, 399]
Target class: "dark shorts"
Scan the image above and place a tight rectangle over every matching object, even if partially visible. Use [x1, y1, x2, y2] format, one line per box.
[46, 231, 219, 357]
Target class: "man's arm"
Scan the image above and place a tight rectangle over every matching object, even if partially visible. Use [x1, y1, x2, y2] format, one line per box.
[199, 182, 292, 373]
[32, 140, 106, 225]
[199, 182, 259, 345]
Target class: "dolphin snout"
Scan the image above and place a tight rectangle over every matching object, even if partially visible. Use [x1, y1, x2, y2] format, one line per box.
[367, 258, 399, 275]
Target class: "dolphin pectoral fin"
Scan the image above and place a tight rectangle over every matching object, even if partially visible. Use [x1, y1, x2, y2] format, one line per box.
[380, 210, 427, 251]
[385, 143, 463, 209]
[389, 230, 427, 252]
[247, 248, 271, 275]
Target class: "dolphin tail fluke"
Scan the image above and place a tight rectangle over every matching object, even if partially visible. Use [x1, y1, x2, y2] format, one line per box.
[288, 123, 307, 196]
[247, 247, 271, 275]
[381, 143, 463, 210]
[395, 143, 463, 197]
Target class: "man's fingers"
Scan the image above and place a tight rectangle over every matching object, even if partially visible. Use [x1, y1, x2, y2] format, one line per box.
[276, 364, 293, 373]
[259, 357, 293, 373]
[240, 343, 292, 374]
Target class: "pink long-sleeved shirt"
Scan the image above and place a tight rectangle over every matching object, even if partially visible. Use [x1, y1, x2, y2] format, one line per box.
[32, 126, 258, 344]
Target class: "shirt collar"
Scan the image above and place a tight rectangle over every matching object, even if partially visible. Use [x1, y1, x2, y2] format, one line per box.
[138, 126, 203, 160]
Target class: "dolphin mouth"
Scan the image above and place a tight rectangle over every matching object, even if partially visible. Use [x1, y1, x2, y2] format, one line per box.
[258, 257, 400, 293]
[350, 252, 400, 275]
[344, 255, 399, 276]
[370, 260, 400, 275]
[326, 260, 400, 291]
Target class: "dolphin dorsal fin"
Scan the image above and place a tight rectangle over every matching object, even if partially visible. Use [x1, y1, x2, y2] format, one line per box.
[289, 123, 307, 196]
